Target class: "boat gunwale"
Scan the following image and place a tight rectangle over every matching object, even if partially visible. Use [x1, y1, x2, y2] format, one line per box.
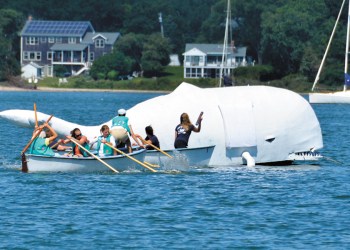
[26, 148, 146, 160]
[145, 145, 216, 153]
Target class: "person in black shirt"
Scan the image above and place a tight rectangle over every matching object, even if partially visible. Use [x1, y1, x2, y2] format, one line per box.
[136, 125, 160, 150]
[174, 113, 202, 148]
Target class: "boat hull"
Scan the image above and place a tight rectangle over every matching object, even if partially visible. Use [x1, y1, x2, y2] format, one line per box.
[25, 149, 146, 173]
[145, 145, 215, 168]
[309, 91, 350, 104]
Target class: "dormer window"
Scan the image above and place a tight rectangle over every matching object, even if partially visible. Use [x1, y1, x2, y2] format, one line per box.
[95, 39, 105, 48]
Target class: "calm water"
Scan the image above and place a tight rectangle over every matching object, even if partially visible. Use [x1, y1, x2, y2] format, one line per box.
[0, 91, 349, 249]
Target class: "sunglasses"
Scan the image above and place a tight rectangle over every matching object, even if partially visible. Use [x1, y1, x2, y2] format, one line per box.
[75, 133, 82, 138]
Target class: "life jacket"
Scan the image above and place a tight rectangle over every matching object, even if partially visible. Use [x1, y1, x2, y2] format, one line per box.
[29, 137, 55, 156]
[71, 141, 90, 157]
[96, 134, 114, 156]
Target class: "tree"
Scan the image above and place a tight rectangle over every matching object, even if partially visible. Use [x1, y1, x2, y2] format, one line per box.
[115, 33, 171, 77]
[141, 34, 171, 76]
[260, 0, 329, 76]
[90, 52, 132, 80]
[114, 33, 146, 72]
[0, 9, 24, 80]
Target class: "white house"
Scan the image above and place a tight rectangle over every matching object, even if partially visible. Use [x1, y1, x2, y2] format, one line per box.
[21, 62, 42, 80]
[183, 43, 248, 78]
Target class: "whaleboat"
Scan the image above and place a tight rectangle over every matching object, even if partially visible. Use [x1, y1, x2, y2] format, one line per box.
[23, 148, 147, 173]
[144, 145, 215, 168]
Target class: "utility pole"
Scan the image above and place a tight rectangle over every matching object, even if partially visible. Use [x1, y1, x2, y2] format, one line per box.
[158, 12, 164, 38]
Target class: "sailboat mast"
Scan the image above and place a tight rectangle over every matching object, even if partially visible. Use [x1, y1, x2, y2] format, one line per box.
[311, 0, 346, 92]
[219, 0, 231, 87]
[345, 0, 350, 75]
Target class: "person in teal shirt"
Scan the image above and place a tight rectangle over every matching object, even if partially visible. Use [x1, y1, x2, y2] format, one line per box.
[110, 108, 142, 153]
[29, 123, 58, 156]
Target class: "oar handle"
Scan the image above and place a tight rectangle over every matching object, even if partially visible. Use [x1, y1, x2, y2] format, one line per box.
[21, 115, 53, 154]
[34, 103, 38, 127]
[69, 137, 119, 173]
[104, 143, 157, 172]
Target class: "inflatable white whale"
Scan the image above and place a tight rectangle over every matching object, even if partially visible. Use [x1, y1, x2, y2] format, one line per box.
[0, 82, 323, 165]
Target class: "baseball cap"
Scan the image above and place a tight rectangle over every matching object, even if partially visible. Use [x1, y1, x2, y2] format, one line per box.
[118, 109, 126, 115]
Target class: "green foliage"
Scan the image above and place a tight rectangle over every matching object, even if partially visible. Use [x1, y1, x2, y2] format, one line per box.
[268, 74, 312, 93]
[54, 65, 68, 77]
[115, 33, 171, 77]
[234, 65, 274, 81]
[260, 0, 328, 76]
[0, 9, 24, 80]
[90, 52, 132, 80]
[107, 70, 119, 80]
[114, 33, 145, 71]
[0, 0, 348, 90]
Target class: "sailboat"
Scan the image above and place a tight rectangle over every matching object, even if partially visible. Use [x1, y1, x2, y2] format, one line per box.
[309, 0, 350, 104]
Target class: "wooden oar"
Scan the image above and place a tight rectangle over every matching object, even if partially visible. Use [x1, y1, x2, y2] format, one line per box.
[139, 137, 173, 158]
[21, 115, 54, 155]
[144, 161, 160, 168]
[69, 137, 119, 173]
[34, 103, 38, 127]
[104, 143, 157, 172]
[50, 140, 61, 149]
[21, 115, 54, 172]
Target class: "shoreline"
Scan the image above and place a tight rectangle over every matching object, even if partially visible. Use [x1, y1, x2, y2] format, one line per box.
[0, 85, 170, 94]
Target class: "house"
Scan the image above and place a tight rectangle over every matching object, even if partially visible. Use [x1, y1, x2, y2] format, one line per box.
[20, 19, 120, 79]
[182, 43, 248, 79]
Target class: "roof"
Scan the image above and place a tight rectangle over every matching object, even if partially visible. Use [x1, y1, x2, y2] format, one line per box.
[22, 62, 43, 68]
[82, 32, 121, 45]
[50, 43, 88, 51]
[21, 20, 94, 37]
[184, 43, 247, 57]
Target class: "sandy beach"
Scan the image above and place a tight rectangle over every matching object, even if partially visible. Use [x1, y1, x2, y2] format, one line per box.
[0, 85, 169, 93]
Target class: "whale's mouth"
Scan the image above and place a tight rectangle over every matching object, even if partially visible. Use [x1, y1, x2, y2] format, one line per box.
[287, 151, 323, 161]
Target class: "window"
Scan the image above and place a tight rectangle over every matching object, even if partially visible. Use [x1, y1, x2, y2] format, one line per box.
[40, 37, 47, 43]
[89, 52, 94, 61]
[47, 52, 53, 60]
[56, 37, 62, 43]
[191, 56, 200, 66]
[26, 37, 39, 45]
[48, 37, 55, 43]
[95, 39, 105, 48]
[36, 52, 41, 61]
[68, 37, 76, 44]
[23, 51, 41, 61]
[23, 52, 29, 60]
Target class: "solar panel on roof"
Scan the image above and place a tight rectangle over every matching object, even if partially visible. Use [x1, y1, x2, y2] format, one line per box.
[23, 20, 91, 35]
